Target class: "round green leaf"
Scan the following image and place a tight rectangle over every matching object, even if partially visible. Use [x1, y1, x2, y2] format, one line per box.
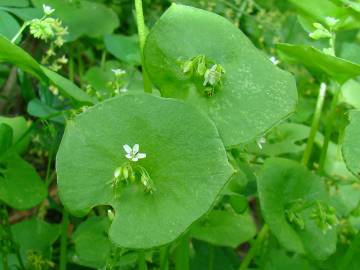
[144, 4, 297, 147]
[104, 34, 141, 65]
[342, 110, 360, 177]
[56, 94, 232, 249]
[72, 217, 112, 268]
[0, 153, 47, 209]
[257, 158, 337, 260]
[32, 0, 120, 41]
[190, 210, 256, 248]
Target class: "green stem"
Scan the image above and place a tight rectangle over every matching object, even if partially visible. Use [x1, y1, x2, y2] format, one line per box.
[329, 33, 336, 56]
[45, 148, 54, 187]
[301, 82, 327, 166]
[208, 245, 214, 270]
[138, 251, 148, 270]
[11, 22, 29, 44]
[77, 48, 84, 87]
[174, 235, 189, 270]
[239, 224, 269, 270]
[100, 50, 107, 69]
[160, 246, 170, 270]
[337, 234, 360, 270]
[134, 0, 152, 93]
[68, 45, 75, 82]
[1, 253, 9, 270]
[59, 209, 69, 270]
[318, 83, 341, 172]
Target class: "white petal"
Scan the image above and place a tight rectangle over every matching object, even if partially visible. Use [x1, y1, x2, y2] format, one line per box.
[137, 153, 146, 159]
[132, 157, 139, 162]
[123, 144, 132, 154]
[125, 153, 132, 159]
[133, 144, 139, 154]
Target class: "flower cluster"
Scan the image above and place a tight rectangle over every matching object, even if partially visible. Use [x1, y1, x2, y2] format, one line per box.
[29, 5, 68, 71]
[311, 201, 338, 233]
[308, 16, 340, 56]
[110, 68, 128, 95]
[182, 55, 226, 97]
[111, 144, 155, 195]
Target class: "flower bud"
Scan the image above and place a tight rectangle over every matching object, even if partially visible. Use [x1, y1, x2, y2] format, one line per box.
[122, 166, 129, 179]
[114, 167, 122, 179]
[309, 29, 331, 40]
[108, 209, 115, 221]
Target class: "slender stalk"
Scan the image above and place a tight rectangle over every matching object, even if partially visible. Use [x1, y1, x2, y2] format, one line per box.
[239, 224, 269, 270]
[11, 22, 29, 43]
[318, 83, 340, 172]
[160, 246, 170, 270]
[77, 48, 84, 87]
[1, 253, 9, 270]
[208, 245, 214, 270]
[100, 50, 107, 69]
[301, 82, 327, 166]
[68, 45, 75, 82]
[337, 234, 360, 270]
[138, 251, 148, 270]
[174, 235, 189, 270]
[134, 0, 152, 93]
[59, 209, 69, 270]
[45, 146, 54, 187]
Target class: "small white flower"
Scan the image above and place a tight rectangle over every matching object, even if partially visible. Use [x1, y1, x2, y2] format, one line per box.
[43, 4, 55, 16]
[112, 68, 126, 77]
[325, 17, 339, 27]
[123, 144, 146, 162]
[203, 64, 225, 86]
[257, 137, 266, 150]
[269, 56, 279, 65]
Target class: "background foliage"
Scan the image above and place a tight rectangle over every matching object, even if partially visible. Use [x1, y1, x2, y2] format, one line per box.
[0, 0, 360, 270]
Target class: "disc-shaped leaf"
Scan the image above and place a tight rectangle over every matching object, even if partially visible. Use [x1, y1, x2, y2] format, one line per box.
[190, 210, 256, 248]
[56, 94, 232, 249]
[342, 110, 360, 178]
[71, 216, 137, 269]
[104, 34, 141, 65]
[0, 153, 47, 209]
[144, 4, 297, 147]
[72, 217, 112, 268]
[277, 43, 360, 84]
[257, 158, 337, 260]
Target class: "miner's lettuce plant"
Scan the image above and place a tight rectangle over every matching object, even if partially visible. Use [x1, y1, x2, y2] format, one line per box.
[0, 0, 360, 270]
